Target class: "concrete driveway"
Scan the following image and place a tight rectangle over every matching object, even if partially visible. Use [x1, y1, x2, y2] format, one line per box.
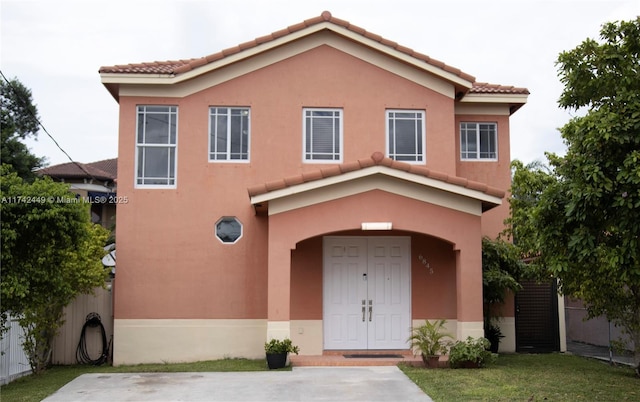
[42, 366, 433, 402]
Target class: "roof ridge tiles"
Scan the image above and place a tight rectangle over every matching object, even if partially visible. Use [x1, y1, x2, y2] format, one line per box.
[265, 179, 287, 192]
[99, 11, 479, 86]
[339, 161, 361, 173]
[248, 152, 505, 202]
[389, 160, 411, 172]
[357, 156, 376, 169]
[284, 175, 305, 187]
[485, 186, 506, 198]
[320, 166, 342, 178]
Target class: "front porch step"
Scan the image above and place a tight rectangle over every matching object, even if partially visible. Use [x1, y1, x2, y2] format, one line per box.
[290, 350, 425, 367]
[322, 349, 414, 356]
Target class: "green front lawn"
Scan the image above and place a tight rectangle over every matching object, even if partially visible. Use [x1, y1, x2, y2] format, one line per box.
[400, 353, 638, 401]
[1, 354, 637, 402]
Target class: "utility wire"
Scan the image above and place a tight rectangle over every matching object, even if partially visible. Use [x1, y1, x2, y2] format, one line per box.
[0, 69, 99, 182]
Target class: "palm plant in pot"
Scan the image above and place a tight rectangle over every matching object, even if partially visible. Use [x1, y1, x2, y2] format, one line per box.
[484, 319, 505, 353]
[264, 338, 299, 369]
[407, 319, 452, 368]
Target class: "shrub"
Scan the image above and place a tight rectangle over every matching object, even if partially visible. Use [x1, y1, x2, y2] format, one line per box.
[448, 337, 496, 368]
[264, 338, 299, 355]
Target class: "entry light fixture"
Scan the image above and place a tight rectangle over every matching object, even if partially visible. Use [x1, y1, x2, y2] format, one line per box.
[361, 222, 392, 231]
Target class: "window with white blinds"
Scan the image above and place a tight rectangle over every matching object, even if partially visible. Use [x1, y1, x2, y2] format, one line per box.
[460, 122, 497, 160]
[386, 110, 425, 163]
[303, 108, 342, 162]
[209, 107, 250, 162]
[135, 105, 177, 187]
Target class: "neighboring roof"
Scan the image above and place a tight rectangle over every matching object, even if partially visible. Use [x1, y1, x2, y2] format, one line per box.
[38, 158, 117, 182]
[248, 152, 505, 214]
[99, 11, 529, 104]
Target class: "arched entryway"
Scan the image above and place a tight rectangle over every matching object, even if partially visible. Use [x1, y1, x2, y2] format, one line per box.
[249, 158, 503, 353]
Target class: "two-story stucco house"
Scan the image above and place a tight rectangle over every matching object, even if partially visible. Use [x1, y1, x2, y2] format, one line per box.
[99, 11, 528, 365]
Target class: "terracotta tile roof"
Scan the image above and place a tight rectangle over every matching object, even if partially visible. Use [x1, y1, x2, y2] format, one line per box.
[38, 158, 117, 181]
[248, 152, 505, 200]
[100, 60, 190, 75]
[99, 11, 476, 83]
[471, 82, 530, 95]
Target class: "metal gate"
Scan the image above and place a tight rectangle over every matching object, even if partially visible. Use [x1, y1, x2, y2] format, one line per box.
[515, 280, 560, 353]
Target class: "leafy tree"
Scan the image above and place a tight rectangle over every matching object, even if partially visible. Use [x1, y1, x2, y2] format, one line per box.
[482, 237, 525, 350]
[1, 165, 109, 373]
[1, 76, 45, 181]
[504, 160, 556, 263]
[482, 237, 525, 308]
[514, 18, 640, 375]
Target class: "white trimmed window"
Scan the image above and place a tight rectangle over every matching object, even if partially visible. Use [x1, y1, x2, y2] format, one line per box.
[303, 108, 342, 162]
[460, 122, 498, 160]
[386, 110, 425, 163]
[209, 107, 250, 162]
[136, 106, 177, 187]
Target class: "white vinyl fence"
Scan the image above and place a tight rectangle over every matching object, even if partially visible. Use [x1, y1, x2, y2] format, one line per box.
[0, 317, 31, 385]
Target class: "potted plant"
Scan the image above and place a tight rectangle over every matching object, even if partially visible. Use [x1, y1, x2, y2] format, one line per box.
[448, 336, 496, 368]
[264, 338, 299, 369]
[484, 320, 505, 353]
[407, 319, 453, 368]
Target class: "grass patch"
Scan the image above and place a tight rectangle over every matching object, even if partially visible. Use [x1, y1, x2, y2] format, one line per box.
[3, 354, 637, 402]
[0, 358, 271, 402]
[400, 353, 638, 401]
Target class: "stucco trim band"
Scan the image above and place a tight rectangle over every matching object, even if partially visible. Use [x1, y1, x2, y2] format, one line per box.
[112, 319, 266, 365]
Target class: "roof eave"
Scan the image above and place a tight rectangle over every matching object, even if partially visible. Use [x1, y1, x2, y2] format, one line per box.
[460, 93, 529, 115]
[249, 165, 503, 213]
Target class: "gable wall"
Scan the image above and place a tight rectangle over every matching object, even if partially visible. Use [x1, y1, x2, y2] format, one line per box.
[113, 43, 504, 320]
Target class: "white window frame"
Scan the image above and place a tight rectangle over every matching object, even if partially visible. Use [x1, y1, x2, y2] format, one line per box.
[302, 108, 343, 163]
[208, 107, 250, 163]
[386, 109, 426, 164]
[460, 122, 498, 161]
[135, 105, 178, 188]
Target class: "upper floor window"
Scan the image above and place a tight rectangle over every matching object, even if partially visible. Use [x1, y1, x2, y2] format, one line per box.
[136, 106, 177, 187]
[209, 107, 250, 162]
[303, 108, 342, 162]
[460, 122, 497, 160]
[386, 110, 425, 163]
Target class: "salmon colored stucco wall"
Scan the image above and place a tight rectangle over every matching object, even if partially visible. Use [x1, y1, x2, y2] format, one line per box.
[455, 114, 512, 239]
[114, 43, 503, 323]
[290, 237, 323, 319]
[410, 234, 458, 318]
[454, 114, 515, 319]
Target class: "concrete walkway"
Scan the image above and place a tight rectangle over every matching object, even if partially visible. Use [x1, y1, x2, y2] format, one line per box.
[566, 340, 635, 367]
[42, 366, 433, 402]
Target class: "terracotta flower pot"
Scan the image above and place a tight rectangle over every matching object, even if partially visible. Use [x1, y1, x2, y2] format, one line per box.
[422, 355, 440, 368]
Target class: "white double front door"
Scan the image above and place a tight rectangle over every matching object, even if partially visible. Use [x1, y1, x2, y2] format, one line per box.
[323, 236, 411, 350]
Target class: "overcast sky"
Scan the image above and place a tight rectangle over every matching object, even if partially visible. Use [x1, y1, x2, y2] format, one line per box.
[2, 0, 639, 167]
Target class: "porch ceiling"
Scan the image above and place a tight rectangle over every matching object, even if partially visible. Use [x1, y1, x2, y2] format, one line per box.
[248, 152, 504, 216]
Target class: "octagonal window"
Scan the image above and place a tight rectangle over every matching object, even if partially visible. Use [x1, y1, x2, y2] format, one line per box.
[215, 217, 242, 244]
